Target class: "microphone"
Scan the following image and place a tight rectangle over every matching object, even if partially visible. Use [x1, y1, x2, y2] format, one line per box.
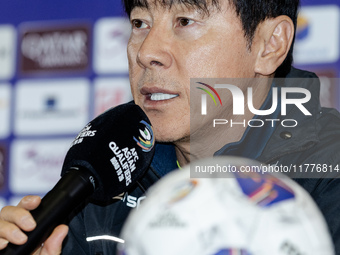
[1, 102, 155, 255]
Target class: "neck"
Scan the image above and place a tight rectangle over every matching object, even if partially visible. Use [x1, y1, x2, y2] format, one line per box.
[174, 137, 191, 167]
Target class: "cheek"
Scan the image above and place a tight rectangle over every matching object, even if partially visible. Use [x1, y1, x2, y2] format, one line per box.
[143, 109, 190, 143]
[182, 33, 251, 78]
[127, 40, 140, 71]
[180, 43, 232, 78]
[127, 43, 141, 99]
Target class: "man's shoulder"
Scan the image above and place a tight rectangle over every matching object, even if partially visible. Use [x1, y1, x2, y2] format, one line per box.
[286, 66, 319, 79]
[314, 106, 340, 163]
[263, 66, 340, 164]
[316, 106, 340, 146]
[276, 106, 340, 169]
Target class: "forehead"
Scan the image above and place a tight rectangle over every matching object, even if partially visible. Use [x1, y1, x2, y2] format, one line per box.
[126, 0, 221, 15]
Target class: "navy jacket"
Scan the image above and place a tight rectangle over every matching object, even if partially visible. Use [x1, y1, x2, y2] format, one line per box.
[62, 68, 340, 254]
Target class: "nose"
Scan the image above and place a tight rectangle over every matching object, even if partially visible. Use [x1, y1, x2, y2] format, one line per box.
[136, 26, 173, 70]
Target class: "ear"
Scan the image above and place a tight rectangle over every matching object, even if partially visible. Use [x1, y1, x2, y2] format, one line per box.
[253, 16, 294, 76]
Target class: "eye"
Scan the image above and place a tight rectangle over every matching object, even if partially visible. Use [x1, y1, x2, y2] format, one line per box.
[131, 19, 148, 29]
[178, 18, 195, 27]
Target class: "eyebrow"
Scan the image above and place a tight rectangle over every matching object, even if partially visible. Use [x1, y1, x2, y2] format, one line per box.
[126, 0, 220, 16]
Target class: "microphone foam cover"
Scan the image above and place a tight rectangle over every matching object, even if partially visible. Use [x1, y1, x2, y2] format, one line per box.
[61, 102, 155, 202]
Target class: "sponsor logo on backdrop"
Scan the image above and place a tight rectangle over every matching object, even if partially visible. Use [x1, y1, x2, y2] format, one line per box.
[94, 78, 132, 116]
[9, 139, 72, 194]
[294, 5, 340, 64]
[19, 23, 90, 74]
[296, 15, 309, 41]
[0, 25, 16, 80]
[0, 84, 11, 138]
[93, 17, 130, 74]
[14, 78, 90, 135]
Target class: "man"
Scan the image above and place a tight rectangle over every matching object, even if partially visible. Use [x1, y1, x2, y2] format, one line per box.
[1, 0, 340, 254]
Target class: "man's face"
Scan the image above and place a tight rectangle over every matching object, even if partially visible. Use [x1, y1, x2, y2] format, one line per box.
[127, 0, 257, 143]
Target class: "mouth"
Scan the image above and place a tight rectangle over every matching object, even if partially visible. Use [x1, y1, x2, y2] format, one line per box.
[141, 87, 179, 102]
[150, 93, 179, 101]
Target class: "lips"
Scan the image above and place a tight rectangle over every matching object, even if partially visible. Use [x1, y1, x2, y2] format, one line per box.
[141, 88, 179, 102]
[150, 93, 178, 101]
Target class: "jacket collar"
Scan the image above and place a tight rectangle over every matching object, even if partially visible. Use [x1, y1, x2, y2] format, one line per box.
[214, 67, 321, 163]
[258, 67, 321, 163]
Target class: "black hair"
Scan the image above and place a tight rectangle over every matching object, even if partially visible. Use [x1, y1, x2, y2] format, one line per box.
[230, 0, 300, 77]
[122, 0, 300, 77]
[122, 0, 220, 16]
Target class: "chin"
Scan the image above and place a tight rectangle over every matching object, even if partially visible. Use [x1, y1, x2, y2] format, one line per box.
[154, 133, 177, 144]
[147, 114, 190, 144]
[154, 128, 190, 144]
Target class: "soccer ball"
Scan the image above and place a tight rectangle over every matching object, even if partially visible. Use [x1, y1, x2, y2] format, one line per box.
[118, 157, 334, 255]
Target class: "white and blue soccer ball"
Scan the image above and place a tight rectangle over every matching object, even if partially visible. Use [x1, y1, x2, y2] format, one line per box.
[118, 157, 334, 255]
